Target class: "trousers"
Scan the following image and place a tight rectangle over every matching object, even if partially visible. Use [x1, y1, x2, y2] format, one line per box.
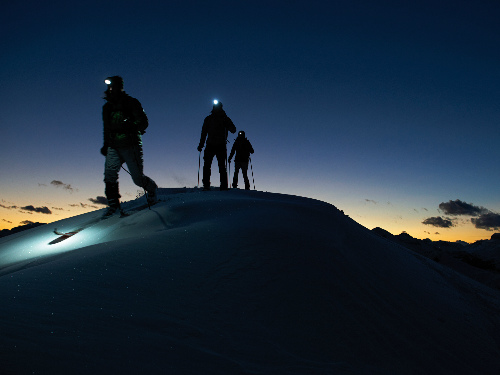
[103, 145, 157, 201]
[232, 161, 250, 189]
[202, 144, 228, 189]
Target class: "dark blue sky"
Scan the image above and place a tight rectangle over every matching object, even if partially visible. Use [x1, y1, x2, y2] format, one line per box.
[1, 0, 499, 242]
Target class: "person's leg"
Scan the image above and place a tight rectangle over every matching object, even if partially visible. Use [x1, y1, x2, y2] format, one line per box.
[202, 145, 216, 190]
[103, 148, 123, 214]
[215, 146, 228, 190]
[242, 162, 250, 190]
[232, 162, 241, 188]
[123, 145, 158, 198]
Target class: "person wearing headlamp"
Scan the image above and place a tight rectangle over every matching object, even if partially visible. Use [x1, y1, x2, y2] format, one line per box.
[197, 100, 236, 190]
[100, 76, 158, 217]
[228, 131, 254, 190]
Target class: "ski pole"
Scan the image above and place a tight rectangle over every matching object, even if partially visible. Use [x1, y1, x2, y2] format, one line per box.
[121, 165, 132, 177]
[225, 158, 228, 189]
[249, 157, 255, 190]
[197, 151, 201, 188]
[225, 143, 229, 190]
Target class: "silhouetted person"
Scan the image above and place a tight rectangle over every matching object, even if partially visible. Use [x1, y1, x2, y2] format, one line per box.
[228, 131, 254, 190]
[101, 76, 158, 217]
[197, 100, 236, 190]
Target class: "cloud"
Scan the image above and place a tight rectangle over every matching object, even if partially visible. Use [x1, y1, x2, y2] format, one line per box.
[422, 216, 454, 228]
[89, 196, 108, 205]
[438, 199, 488, 216]
[80, 203, 99, 209]
[424, 199, 500, 232]
[20, 205, 52, 214]
[3, 202, 54, 215]
[50, 180, 76, 192]
[0, 204, 18, 210]
[69, 202, 99, 209]
[471, 213, 500, 231]
[365, 199, 377, 204]
[20, 220, 35, 225]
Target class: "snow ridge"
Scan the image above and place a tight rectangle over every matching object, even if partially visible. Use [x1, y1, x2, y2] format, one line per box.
[0, 188, 499, 374]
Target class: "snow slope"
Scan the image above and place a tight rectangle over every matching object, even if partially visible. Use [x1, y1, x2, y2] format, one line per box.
[1, 188, 499, 374]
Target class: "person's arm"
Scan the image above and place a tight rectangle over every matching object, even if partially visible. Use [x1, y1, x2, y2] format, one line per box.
[228, 142, 236, 161]
[130, 98, 149, 134]
[198, 119, 208, 151]
[101, 105, 110, 155]
[248, 140, 254, 154]
[225, 116, 236, 134]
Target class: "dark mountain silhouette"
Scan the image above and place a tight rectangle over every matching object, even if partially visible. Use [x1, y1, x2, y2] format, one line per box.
[372, 227, 500, 290]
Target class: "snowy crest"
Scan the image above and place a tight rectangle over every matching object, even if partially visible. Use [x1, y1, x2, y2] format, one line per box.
[1, 188, 500, 374]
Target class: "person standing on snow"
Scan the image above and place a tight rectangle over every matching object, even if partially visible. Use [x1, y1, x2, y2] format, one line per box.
[197, 100, 236, 190]
[100, 76, 158, 217]
[228, 131, 254, 190]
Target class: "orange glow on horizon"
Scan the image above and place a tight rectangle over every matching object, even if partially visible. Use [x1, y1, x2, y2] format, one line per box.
[2, 197, 498, 245]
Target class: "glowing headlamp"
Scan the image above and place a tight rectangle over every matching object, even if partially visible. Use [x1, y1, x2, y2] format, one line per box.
[105, 79, 112, 85]
[213, 99, 219, 105]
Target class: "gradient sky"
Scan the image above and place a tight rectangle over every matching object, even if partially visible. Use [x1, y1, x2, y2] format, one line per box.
[1, 0, 499, 242]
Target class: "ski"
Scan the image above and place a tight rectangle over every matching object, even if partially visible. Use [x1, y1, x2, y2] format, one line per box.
[50, 216, 106, 245]
[53, 229, 81, 237]
[49, 199, 161, 245]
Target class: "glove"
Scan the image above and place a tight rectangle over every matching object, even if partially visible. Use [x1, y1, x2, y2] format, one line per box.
[100, 145, 108, 156]
[197, 145, 203, 152]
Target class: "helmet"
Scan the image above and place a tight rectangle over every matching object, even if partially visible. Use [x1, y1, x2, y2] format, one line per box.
[104, 76, 124, 89]
[212, 99, 223, 110]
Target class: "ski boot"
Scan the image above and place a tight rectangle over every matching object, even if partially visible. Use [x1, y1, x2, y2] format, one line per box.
[102, 198, 122, 219]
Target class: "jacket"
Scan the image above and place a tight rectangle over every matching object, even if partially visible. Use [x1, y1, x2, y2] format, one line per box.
[229, 136, 254, 162]
[102, 92, 149, 148]
[198, 109, 236, 149]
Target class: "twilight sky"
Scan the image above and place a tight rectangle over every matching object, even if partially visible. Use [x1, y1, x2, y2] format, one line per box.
[1, 0, 499, 242]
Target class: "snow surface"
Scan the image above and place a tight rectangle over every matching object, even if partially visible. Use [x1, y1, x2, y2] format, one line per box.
[1, 188, 499, 374]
